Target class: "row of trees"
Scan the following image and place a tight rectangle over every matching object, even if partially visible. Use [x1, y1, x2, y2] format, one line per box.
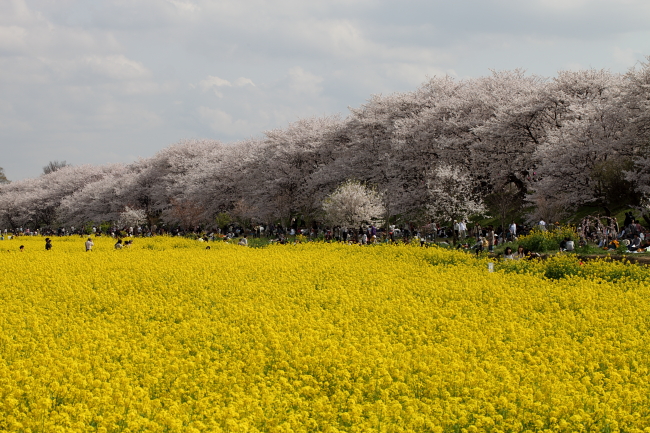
[1, 59, 650, 231]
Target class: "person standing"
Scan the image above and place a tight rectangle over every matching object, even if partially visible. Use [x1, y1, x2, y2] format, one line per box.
[45, 238, 52, 251]
[509, 221, 517, 240]
[472, 222, 482, 241]
[85, 237, 94, 252]
[459, 220, 468, 240]
[487, 226, 496, 252]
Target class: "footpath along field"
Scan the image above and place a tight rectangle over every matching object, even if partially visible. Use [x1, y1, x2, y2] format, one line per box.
[1, 237, 650, 432]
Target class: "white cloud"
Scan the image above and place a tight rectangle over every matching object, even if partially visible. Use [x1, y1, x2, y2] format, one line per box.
[1, 0, 649, 181]
[534, 0, 591, 10]
[198, 106, 249, 136]
[0, 25, 27, 52]
[233, 77, 255, 87]
[166, 0, 200, 13]
[613, 46, 638, 67]
[288, 67, 323, 96]
[199, 76, 231, 97]
[199, 75, 255, 97]
[383, 63, 450, 86]
[84, 55, 151, 80]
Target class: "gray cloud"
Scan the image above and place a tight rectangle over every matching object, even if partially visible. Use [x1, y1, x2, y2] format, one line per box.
[1, 0, 649, 181]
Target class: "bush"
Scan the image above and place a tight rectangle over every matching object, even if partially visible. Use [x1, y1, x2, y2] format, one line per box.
[517, 226, 579, 253]
[542, 255, 582, 280]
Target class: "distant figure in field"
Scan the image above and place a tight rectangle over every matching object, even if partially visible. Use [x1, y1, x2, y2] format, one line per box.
[45, 238, 52, 251]
[238, 235, 248, 246]
[19, 245, 24, 252]
[85, 237, 94, 252]
[114, 239, 123, 249]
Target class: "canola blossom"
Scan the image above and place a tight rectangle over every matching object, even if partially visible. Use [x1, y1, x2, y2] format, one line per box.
[1, 237, 650, 432]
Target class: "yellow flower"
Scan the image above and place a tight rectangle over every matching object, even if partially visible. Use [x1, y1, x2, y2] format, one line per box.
[0, 236, 649, 430]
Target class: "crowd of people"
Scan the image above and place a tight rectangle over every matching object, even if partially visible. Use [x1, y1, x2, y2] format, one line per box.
[580, 212, 650, 253]
[4, 212, 650, 256]
[2, 219, 533, 254]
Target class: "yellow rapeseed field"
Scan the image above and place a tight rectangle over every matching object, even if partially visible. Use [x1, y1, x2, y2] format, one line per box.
[1, 236, 650, 432]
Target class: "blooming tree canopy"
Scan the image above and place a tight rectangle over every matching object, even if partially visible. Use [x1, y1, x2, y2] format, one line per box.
[1, 62, 650, 230]
[426, 164, 485, 224]
[117, 206, 147, 229]
[322, 180, 385, 229]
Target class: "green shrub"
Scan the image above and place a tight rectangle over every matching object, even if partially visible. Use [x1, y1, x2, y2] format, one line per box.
[543, 256, 582, 280]
[517, 226, 579, 253]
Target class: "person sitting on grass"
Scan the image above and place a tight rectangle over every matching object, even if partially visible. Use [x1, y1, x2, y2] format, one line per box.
[628, 234, 642, 252]
[606, 239, 619, 250]
[526, 250, 541, 260]
[640, 239, 650, 251]
[515, 245, 526, 259]
[560, 237, 574, 252]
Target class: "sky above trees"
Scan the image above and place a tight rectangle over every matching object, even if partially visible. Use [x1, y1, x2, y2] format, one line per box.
[2, 0, 649, 181]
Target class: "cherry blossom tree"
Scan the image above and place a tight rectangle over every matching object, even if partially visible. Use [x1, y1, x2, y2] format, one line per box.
[2, 63, 648, 230]
[181, 138, 264, 224]
[0, 167, 9, 184]
[117, 206, 147, 229]
[528, 70, 631, 215]
[425, 164, 485, 227]
[57, 164, 130, 226]
[623, 58, 650, 200]
[0, 164, 115, 229]
[43, 160, 70, 175]
[322, 180, 384, 229]
[251, 116, 346, 225]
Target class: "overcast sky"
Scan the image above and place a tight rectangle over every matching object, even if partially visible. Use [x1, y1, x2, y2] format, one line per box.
[2, 0, 649, 181]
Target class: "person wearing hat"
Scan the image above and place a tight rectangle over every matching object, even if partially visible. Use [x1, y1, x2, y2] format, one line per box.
[85, 237, 94, 252]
